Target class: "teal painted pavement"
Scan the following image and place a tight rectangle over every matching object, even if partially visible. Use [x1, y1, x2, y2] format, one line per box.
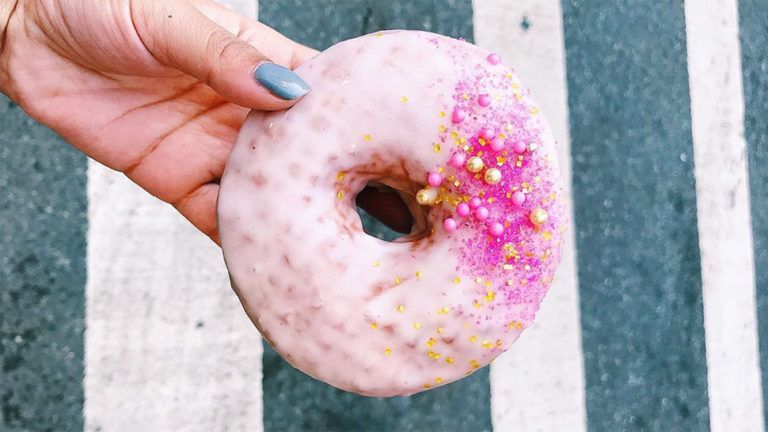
[562, 1, 709, 430]
[0, 96, 87, 431]
[739, 0, 768, 428]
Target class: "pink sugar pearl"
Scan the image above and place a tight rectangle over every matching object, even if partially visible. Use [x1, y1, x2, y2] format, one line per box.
[512, 191, 526, 205]
[443, 218, 458, 232]
[450, 152, 467, 167]
[478, 94, 492, 107]
[452, 107, 466, 124]
[479, 127, 495, 140]
[475, 206, 489, 220]
[513, 141, 528, 154]
[490, 137, 505, 151]
[469, 197, 483, 209]
[456, 203, 471, 217]
[428, 172, 443, 187]
[487, 53, 501, 65]
[489, 222, 504, 237]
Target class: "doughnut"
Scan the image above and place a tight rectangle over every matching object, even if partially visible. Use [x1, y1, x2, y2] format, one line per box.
[217, 30, 566, 396]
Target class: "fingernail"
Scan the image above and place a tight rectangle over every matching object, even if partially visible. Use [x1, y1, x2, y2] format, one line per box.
[254, 62, 311, 100]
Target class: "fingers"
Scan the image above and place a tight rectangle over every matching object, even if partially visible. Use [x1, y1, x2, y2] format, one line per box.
[173, 182, 221, 245]
[131, 0, 311, 110]
[188, 0, 318, 67]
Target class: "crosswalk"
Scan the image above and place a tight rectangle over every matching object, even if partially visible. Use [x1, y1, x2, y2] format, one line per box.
[2, 0, 767, 431]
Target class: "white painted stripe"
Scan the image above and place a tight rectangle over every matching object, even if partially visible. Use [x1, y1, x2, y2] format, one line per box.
[84, 1, 263, 431]
[684, 1, 765, 431]
[473, 1, 587, 430]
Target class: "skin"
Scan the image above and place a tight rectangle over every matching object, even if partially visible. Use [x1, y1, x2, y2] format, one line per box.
[0, 0, 412, 243]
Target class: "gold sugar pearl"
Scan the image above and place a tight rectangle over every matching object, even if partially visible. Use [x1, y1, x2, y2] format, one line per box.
[530, 208, 549, 226]
[416, 187, 438, 205]
[466, 156, 484, 173]
[484, 168, 502, 184]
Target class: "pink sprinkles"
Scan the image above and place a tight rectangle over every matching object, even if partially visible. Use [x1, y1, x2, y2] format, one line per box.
[430, 50, 564, 327]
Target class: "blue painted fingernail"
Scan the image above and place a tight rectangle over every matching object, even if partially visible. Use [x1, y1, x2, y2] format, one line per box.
[254, 62, 311, 100]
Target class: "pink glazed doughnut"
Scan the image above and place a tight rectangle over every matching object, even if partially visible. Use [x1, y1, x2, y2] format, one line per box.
[218, 30, 565, 396]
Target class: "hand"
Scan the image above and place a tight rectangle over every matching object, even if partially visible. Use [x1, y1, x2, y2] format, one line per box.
[0, 0, 316, 243]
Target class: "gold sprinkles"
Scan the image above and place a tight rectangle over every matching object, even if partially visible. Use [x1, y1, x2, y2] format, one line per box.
[396, 304, 405, 313]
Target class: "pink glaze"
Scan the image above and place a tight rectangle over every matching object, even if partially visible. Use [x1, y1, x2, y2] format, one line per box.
[218, 30, 565, 397]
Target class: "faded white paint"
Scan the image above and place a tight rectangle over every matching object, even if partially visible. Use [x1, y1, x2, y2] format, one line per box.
[473, 1, 587, 430]
[84, 1, 263, 431]
[685, 1, 765, 431]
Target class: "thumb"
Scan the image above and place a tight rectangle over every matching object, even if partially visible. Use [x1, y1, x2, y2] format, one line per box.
[134, 0, 311, 110]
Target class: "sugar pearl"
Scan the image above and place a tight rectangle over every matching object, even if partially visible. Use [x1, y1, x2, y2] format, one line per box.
[452, 107, 466, 124]
[478, 94, 491, 107]
[490, 137, 505, 152]
[513, 141, 528, 154]
[489, 222, 504, 236]
[512, 191, 526, 205]
[428, 172, 443, 187]
[487, 53, 501, 65]
[467, 156, 484, 173]
[443, 218, 458, 232]
[484, 168, 502, 185]
[476, 206, 489, 220]
[469, 197, 483, 209]
[456, 203, 471, 217]
[450, 152, 467, 167]
[416, 187, 438, 206]
[530, 208, 548, 226]
[479, 127, 495, 140]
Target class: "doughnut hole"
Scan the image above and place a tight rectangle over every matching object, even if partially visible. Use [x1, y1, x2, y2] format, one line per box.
[354, 181, 431, 242]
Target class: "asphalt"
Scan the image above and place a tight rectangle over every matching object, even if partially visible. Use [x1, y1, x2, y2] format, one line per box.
[2, 0, 768, 431]
[0, 97, 87, 431]
[562, 1, 709, 430]
[739, 0, 768, 427]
